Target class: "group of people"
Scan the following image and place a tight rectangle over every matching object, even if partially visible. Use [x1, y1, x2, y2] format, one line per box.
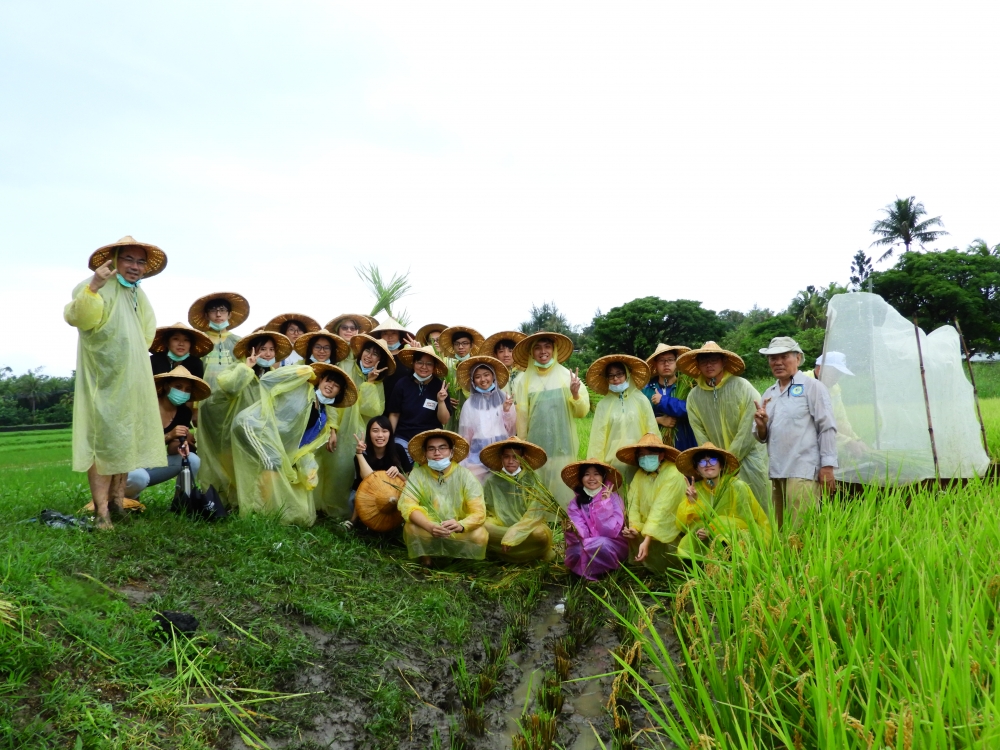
[66, 237, 843, 579]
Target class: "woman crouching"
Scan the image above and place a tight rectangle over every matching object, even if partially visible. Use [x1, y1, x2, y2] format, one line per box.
[561, 461, 629, 580]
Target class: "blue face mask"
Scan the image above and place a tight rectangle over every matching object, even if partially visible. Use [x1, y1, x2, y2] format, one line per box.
[427, 457, 451, 472]
[454, 353, 471, 362]
[474, 382, 497, 394]
[387, 341, 402, 351]
[208, 320, 229, 332]
[312, 358, 331, 365]
[116, 273, 138, 288]
[533, 358, 555, 370]
[608, 381, 629, 394]
[167, 387, 191, 405]
[315, 388, 337, 405]
[638, 454, 661, 473]
[167, 351, 189, 362]
[360, 364, 375, 375]
[256, 357, 275, 368]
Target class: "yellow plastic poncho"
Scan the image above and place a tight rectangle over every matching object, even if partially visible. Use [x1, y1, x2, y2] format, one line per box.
[588, 383, 659, 483]
[313, 355, 383, 519]
[399, 462, 488, 559]
[686, 371, 770, 509]
[513, 363, 591, 508]
[64, 279, 166, 474]
[675, 475, 771, 558]
[482, 470, 553, 562]
[196, 362, 261, 505]
[200, 330, 242, 391]
[627, 461, 687, 542]
[231, 365, 328, 527]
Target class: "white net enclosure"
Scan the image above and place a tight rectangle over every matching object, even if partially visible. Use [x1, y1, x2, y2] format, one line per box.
[820, 292, 989, 484]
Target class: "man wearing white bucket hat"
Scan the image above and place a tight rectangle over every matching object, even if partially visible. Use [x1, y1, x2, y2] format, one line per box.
[752, 337, 838, 528]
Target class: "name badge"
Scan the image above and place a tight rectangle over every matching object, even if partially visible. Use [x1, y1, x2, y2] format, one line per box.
[790, 384, 805, 397]
[423, 399, 437, 410]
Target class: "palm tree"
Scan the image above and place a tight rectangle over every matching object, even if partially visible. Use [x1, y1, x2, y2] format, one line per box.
[967, 238, 1000, 256]
[870, 196, 948, 263]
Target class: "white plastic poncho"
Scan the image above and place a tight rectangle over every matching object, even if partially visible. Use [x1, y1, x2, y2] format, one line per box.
[313, 354, 384, 519]
[196, 362, 261, 505]
[64, 278, 166, 474]
[231, 365, 328, 526]
[587, 381, 659, 483]
[513, 362, 591, 508]
[458, 364, 516, 483]
[687, 371, 770, 510]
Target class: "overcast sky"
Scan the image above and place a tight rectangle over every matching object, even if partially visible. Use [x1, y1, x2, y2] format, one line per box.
[3, 1, 998, 376]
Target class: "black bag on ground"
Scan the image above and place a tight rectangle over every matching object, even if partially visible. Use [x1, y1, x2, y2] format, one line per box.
[171, 455, 229, 522]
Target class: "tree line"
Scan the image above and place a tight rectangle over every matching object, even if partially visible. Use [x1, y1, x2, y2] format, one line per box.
[0, 368, 75, 426]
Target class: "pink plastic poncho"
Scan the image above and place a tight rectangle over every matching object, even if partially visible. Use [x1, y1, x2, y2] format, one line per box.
[458, 363, 516, 483]
[564, 486, 629, 580]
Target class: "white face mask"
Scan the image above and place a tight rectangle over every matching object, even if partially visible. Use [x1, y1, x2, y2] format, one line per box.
[256, 357, 275, 368]
[583, 485, 602, 498]
[315, 388, 337, 405]
[608, 381, 629, 393]
[502, 466, 522, 477]
[427, 457, 451, 472]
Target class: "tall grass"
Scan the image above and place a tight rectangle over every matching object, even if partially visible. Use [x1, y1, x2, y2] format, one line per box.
[604, 480, 1000, 748]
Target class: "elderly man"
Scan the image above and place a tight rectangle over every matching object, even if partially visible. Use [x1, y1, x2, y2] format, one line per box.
[753, 337, 838, 528]
[64, 236, 168, 529]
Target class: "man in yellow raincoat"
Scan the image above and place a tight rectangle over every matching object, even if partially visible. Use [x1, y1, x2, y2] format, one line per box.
[64, 237, 168, 529]
[677, 342, 770, 510]
[511, 332, 590, 508]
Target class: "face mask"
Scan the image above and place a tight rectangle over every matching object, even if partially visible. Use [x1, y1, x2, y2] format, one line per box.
[116, 273, 138, 288]
[474, 383, 497, 394]
[256, 357, 275, 368]
[413, 371, 433, 383]
[454, 353, 471, 363]
[502, 466, 522, 477]
[360, 364, 375, 375]
[209, 320, 229, 331]
[428, 457, 451, 472]
[167, 351, 189, 362]
[167, 387, 191, 405]
[608, 381, 629, 393]
[387, 341, 402, 351]
[313, 358, 331, 365]
[583, 485, 602, 498]
[315, 388, 337, 405]
[533, 358, 555, 370]
[638, 455, 661, 473]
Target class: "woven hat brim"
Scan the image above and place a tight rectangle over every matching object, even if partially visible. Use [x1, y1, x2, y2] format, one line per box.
[310, 364, 358, 408]
[294, 330, 351, 363]
[456, 356, 510, 393]
[676, 347, 746, 378]
[645, 344, 692, 370]
[395, 347, 449, 378]
[438, 326, 486, 358]
[415, 323, 448, 345]
[266, 313, 321, 335]
[559, 460, 624, 491]
[355, 471, 405, 532]
[325, 314, 374, 337]
[674, 444, 740, 477]
[585, 355, 650, 396]
[479, 438, 547, 472]
[350, 334, 397, 379]
[188, 292, 250, 331]
[615, 441, 681, 467]
[89, 238, 168, 279]
[512, 332, 575, 369]
[150, 325, 214, 358]
[154, 369, 212, 402]
[477, 331, 527, 357]
[408, 430, 470, 466]
[232, 331, 293, 362]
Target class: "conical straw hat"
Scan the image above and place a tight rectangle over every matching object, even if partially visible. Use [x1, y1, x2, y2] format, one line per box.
[265, 313, 321, 335]
[645, 343, 692, 371]
[350, 334, 397, 380]
[408, 430, 470, 465]
[232, 330, 293, 362]
[154, 365, 212, 402]
[585, 354, 650, 396]
[88, 236, 168, 279]
[456, 356, 510, 392]
[325, 313, 373, 337]
[479, 436, 547, 472]
[615, 433, 680, 468]
[674, 442, 740, 478]
[478, 330, 527, 357]
[438, 326, 485, 358]
[294, 329, 350, 363]
[355, 471, 405, 532]
[675, 341, 745, 378]
[309, 364, 359, 408]
[150, 323, 214, 358]
[560, 460, 624, 491]
[415, 323, 447, 346]
[188, 291, 250, 331]
[394, 346, 448, 378]
[512, 332, 574, 369]
[370, 316, 413, 338]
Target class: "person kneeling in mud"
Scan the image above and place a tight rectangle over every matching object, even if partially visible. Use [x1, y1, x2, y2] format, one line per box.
[478, 437, 554, 563]
[398, 430, 488, 566]
[672, 442, 771, 560]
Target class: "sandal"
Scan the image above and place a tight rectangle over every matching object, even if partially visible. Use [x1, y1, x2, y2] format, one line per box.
[341, 520, 354, 530]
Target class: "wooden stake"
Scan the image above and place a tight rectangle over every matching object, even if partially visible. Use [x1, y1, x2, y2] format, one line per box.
[953, 317, 989, 456]
[913, 318, 940, 483]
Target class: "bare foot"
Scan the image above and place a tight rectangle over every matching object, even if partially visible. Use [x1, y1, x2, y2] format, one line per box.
[94, 513, 114, 531]
[419, 556, 433, 568]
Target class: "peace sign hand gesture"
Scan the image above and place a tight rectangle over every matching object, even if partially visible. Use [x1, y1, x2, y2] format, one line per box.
[89, 258, 116, 293]
[353, 433, 367, 455]
[437, 379, 450, 403]
[403, 334, 420, 348]
[246, 347, 258, 368]
[600, 482, 613, 501]
[502, 393, 514, 413]
[569, 368, 582, 398]
[753, 399, 771, 435]
[367, 366, 387, 383]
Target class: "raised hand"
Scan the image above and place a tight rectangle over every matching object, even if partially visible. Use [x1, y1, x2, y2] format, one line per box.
[367, 366, 386, 383]
[569, 368, 582, 398]
[89, 258, 116, 292]
[502, 394, 514, 413]
[437, 379, 450, 403]
[685, 478, 697, 502]
[403, 334, 420, 348]
[246, 347, 258, 368]
[651, 392, 662, 405]
[600, 481, 613, 501]
[353, 432, 366, 454]
[753, 398, 771, 434]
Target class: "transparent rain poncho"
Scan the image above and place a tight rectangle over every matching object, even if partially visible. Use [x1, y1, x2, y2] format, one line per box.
[627, 461, 687, 544]
[687, 372, 770, 510]
[675, 475, 771, 559]
[231, 365, 329, 526]
[196, 362, 261, 505]
[482, 470, 552, 561]
[399, 463, 488, 559]
[587, 380, 659, 483]
[313, 354, 384, 519]
[821, 293, 989, 482]
[513, 363, 591, 508]
[64, 279, 166, 474]
[458, 364, 516, 483]
[200, 330, 242, 391]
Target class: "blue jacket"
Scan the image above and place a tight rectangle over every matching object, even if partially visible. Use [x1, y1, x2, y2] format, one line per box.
[641, 380, 697, 451]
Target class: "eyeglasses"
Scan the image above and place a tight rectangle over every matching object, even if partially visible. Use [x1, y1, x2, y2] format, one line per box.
[607, 371, 627, 380]
[119, 256, 147, 267]
[206, 305, 229, 314]
[425, 444, 450, 455]
[340, 324, 359, 332]
[697, 457, 720, 468]
[312, 343, 333, 353]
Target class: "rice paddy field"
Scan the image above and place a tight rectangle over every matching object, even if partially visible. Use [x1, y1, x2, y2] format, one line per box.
[2, 401, 999, 749]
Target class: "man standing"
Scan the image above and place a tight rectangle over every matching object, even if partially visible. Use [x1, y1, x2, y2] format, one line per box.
[64, 236, 168, 529]
[752, 337, 838, 529]
[642, 343, 696, 450]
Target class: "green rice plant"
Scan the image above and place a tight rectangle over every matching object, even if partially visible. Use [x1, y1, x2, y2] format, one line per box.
[512, 709, 557, 750]
[450, 656, 486, 736]
[355, 263, 412, 325]
[535, 670, 563, 714]
[598, 480, 1000, 748]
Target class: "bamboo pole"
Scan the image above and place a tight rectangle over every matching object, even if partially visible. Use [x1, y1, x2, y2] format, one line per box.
[913, 318, 940, 483]
[953, 317, 989, 456]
